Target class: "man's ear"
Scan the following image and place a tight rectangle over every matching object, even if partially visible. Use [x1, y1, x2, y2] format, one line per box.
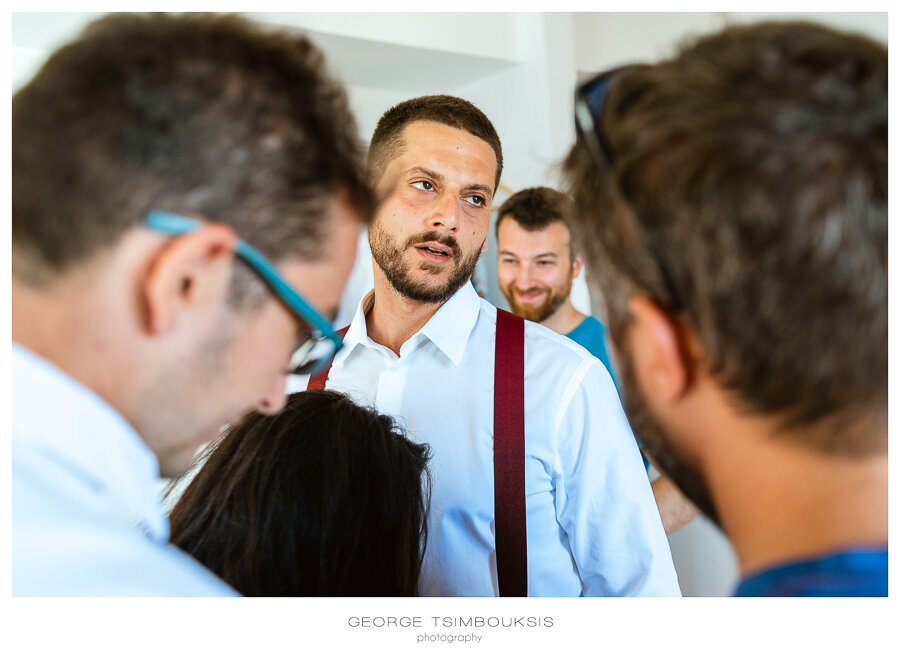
[141, 224, 237, 336]
[571, 253, 584, 278]
[626, 296, 695, 404]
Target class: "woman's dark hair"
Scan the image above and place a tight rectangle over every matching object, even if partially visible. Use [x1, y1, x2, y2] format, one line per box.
[168, 390, 430, 596]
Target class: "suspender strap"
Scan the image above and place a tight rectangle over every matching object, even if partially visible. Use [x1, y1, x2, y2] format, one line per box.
[306, 326, 349, 390]
[493, 308, 527, 597]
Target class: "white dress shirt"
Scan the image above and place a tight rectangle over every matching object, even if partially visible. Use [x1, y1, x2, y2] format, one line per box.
[12, 343, 237, 596]
[292, 282, 681, 596]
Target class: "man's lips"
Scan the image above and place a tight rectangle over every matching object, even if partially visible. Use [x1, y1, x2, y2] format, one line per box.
[513, 288, 547, 302]
[414, 241, 454, 261]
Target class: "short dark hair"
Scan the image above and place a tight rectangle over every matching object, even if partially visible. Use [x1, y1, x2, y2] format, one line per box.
[13, 13, 373, 289]
[495, 186, 576, 241]
[168, 390, 431, 597]
[368, 94, 503, 191]
[564, 21, 887, 455]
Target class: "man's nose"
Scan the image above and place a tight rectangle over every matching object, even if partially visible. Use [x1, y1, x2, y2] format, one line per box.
[515, 265, 535, 289]
[428, 192, 459, 232]
[255, 376, 288, 415]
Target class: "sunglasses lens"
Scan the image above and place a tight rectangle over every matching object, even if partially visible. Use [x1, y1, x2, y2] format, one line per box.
[290, 337, 338, 376]
[584, 74, 612, 116]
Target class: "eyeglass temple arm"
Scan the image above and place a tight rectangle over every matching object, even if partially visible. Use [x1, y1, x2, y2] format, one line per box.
[145, 210, 342, 347]
[232, 240, 343, 347]
[574, 89, 613, 169]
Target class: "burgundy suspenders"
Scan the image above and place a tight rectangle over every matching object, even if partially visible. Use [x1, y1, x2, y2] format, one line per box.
[306, 326, 349, 390]
[492, 308, 527, 597]
[306, 310, 527, 596]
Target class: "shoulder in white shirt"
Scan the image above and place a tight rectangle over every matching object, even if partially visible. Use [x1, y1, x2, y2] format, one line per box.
[12, 344, 237, 596]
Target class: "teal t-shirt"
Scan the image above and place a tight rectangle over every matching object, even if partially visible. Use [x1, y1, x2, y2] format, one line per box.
[734, 547, 887, 596]
[565, 315, 619, 391]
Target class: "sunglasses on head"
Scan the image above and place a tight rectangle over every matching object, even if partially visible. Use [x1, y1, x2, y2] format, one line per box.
[573, 65, 685, 312]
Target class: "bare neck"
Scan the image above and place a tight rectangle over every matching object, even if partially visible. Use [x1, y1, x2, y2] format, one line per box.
[365, 269, 449, 356]
[540, 300, 586, 336]
[13, 271, 135, 412]
[12, 235, 166, 429]
[704, 416, 888, 576]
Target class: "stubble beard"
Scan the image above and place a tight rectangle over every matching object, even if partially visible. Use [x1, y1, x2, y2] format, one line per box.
[502, 274, 573, 324]
[369, 224, 483, 304]
[140, 310, 238, 478]
[614, 326, 722, 528]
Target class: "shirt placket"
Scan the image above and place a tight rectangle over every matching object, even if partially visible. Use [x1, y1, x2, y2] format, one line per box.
[373, 335, 423, 417]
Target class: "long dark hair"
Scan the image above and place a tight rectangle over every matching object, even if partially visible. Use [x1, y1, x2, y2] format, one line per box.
[168, 390, 430, 596]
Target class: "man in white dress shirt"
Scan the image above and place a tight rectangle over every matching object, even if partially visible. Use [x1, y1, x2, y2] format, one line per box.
[12, 14, 370, 595]
[303, 95, 680, 596]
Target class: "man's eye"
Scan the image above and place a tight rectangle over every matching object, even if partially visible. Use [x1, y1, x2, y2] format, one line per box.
[464, 195, 485, 207]
[538, 260, 555, 266]
[412, 180, 434, 191]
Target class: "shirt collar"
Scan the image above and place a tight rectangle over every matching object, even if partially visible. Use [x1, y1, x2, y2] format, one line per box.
[12, 343, 169, 542]
[341, 282, 482, 367]
[418, 282, 481, 365]
[341, 289, 376, 353]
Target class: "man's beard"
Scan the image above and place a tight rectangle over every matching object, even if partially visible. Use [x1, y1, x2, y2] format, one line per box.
[369, 225, 482, 304]
[502, 274, 573, 324]
[615, 330, 722, 528]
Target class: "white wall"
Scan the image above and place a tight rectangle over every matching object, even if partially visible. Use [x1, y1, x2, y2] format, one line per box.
[575, 12, 728, 72]
[728, 11, 887, 43]
[13, 11, 887, 597]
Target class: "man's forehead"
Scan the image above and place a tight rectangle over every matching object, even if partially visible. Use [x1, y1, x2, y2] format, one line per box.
[395, 120, 496, 177]
[500, 218, 571, 246]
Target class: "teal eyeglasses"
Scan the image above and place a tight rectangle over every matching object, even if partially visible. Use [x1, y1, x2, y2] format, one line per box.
[145, 210, 343, 375]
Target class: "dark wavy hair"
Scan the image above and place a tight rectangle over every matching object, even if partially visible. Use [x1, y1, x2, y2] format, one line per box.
[367, 94, 503, 191]
[168, 390, 430, 596]
[13, 13, 372, 293]
[564, 21, 886, 455]
[495, 186, 577, 256]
